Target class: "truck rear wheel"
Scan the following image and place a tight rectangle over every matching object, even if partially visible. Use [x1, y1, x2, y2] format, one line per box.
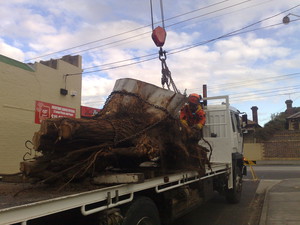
[122, 197, 161, 225]
[226, 167, 242, 204]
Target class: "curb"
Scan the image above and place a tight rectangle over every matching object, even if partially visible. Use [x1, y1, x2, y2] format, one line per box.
[258, 180, 282, 225]
[258, 188, 269, 225]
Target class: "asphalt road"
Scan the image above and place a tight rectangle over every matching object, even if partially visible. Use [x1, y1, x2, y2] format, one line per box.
[248, 164, 300, 180]
[172, 165, 300, 225]
[172, 180, 262, 225]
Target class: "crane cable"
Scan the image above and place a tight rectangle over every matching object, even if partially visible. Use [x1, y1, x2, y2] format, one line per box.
[150, 0, 180, 93]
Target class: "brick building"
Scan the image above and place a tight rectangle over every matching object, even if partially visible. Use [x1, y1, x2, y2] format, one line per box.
[262, 99, 300, 159]
[243, 106, 261, 143]
[285, 100, 300, 130]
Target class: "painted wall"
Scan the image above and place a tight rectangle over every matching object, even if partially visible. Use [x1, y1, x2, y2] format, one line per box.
[0, 55, 82, 173]
[244, 130, 300, 161]
[244, 143, 263, 161]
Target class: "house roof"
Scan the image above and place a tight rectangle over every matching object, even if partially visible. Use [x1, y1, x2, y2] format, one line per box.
[0, 54, 35, 72]
[287, 111, 300, 119]
[245, 119, 261, 129]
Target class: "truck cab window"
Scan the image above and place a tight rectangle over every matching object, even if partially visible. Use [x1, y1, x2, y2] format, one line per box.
[231, 112, 236, 133]
[235, 113, 242, 134]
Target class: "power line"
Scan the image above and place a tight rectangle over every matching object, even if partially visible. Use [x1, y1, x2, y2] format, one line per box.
[230, 91, 300, 102]
[71, 56, 158, 75]
[65, 0, 276, 60]
[74, 0, 260, 60]
[69, 18, 299, 76]
[72, 4, 299, 75]
[168, 5, 300, 55]
[63, 31, 150, 57]
[163, 0, 229, 22]
[79, 0, 276, 58]
[26, 0, 279, 63]
[81, 83, 300, 108]
[165, 0, 251, 29]
[229, 84, 300, 99]
[76, 0, 253, 57]
[25, 0, 230, 61]
[189, 72, 300, 92]
[212, 83, 300, 104]
[54, 0, 251, 59]
[77, 1, 259, 69]
[83, 52, 157, 70]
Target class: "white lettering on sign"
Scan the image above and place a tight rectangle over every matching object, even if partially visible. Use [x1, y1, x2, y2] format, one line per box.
[35, 101, 76, 124]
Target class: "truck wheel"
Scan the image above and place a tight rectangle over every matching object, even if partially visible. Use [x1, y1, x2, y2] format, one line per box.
[122, 197, 161, 225]
[226, 168, 242, 204]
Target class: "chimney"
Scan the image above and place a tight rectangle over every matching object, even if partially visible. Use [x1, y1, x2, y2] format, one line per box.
[285, 99, 293, 115]
[61, 55, 82, 68]
[40, 58, 58, 69]
[251, 106, 258, 124]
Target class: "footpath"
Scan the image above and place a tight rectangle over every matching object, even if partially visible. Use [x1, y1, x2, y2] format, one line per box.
[259, 178, 300, 225]
[255, 161, 300, 225]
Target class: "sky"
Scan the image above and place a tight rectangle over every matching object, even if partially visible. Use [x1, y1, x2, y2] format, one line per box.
[1, 0, 300, 126]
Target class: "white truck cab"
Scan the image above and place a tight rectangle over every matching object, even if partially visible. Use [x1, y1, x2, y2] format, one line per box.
[201, 95, 246, 203]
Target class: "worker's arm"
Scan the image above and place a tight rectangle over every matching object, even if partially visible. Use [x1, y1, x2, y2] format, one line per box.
[180, 105, 189, 127]
[194, 109, 206, 130]
[180, 119, 189, 127]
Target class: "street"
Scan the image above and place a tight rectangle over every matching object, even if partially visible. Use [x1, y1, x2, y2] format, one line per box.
[248, 164, 300, 180]
[172, 164, 300, 225]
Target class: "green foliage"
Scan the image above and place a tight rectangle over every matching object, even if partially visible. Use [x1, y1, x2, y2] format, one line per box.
[254, 107, 300, 141]
[254, 112, 287, 141]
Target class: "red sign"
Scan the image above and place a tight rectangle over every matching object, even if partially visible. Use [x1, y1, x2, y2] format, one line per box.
[81, 106, 101, 118]
[35, 101, 76, 124]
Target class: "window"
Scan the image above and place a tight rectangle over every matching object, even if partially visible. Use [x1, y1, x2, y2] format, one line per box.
[231, 112, 242, 134]
[231, 112, 236, 132]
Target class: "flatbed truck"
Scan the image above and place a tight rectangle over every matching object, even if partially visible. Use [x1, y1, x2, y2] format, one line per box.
[0, 95, 246, 225]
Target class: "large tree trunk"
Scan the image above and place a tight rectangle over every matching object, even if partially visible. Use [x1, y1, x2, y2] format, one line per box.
[21, 78, 210, 184]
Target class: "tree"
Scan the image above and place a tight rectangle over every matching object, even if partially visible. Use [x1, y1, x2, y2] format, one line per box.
[254, 112, 286, 141]
[254, 106, 300, 141]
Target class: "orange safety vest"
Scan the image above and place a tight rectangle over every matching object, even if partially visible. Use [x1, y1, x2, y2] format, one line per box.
[180, 104, 206, 129]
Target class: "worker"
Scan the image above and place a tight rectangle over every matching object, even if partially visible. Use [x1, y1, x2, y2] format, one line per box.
[180, 93, 206, 136]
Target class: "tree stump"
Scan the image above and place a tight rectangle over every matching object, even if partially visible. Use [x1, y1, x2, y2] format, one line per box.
[21, 78, 210, 184]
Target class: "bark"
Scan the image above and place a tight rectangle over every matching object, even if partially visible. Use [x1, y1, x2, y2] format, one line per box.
[21, 80, 209, 184]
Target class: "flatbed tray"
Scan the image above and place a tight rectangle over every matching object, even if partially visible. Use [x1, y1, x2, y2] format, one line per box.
[0, 163, 229, 211]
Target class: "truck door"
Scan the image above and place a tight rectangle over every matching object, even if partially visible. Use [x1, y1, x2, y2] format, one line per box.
[230, 111, 243, 154]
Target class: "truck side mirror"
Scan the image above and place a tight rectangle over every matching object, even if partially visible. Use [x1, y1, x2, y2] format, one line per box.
[242, 114, 248, 128]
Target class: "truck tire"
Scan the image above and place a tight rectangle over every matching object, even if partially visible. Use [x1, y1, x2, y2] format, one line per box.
[122, 196, 161, 225]
[226, 167, 242, 204]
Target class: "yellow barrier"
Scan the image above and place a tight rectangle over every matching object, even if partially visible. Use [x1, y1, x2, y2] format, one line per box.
[244, 160, 256, 165]
[244, 158, 259, 181]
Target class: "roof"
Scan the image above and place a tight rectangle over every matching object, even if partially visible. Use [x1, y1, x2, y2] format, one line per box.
[287, 111, 300, 119]
[244, 118, 261, 129]
[0, 54, 35, 72]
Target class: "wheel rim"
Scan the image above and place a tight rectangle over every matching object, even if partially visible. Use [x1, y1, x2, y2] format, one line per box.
[235, 174, 242, 193]
[137, 217, 154, 225]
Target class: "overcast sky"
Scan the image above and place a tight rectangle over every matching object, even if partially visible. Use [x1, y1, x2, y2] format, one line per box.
[1, 0, 300, 125]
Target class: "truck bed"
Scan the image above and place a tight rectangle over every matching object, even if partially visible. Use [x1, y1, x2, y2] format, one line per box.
[0, 162, 229, 225]
[0, 180, 106, 210]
